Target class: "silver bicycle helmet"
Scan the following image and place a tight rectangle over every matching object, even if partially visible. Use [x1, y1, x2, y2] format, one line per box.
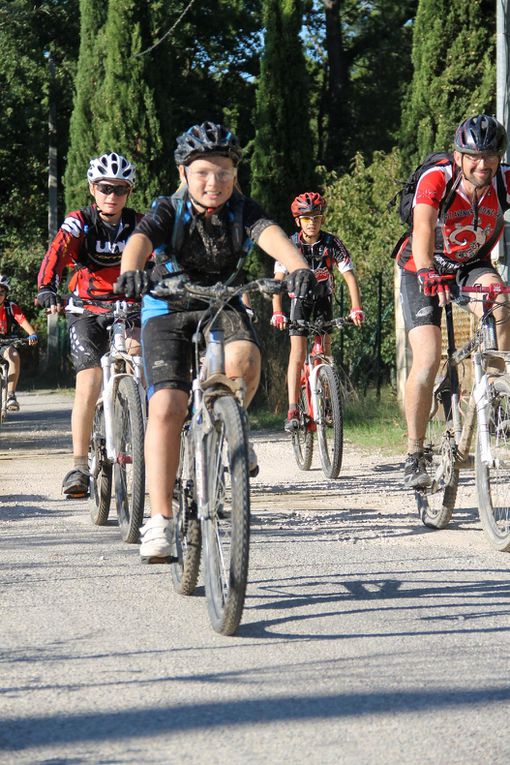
[0, 274, 10, 291]
[87, 152, 136, 186]
[174, 122, 243, 166]
[454, 115, 507, 156]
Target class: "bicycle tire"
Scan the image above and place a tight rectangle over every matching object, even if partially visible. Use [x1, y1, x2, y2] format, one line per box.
[416, 387, 458, 529]
[113, 376, 146, 543]
[171, 423, 202, 595]
[202, 395, 250, 636]
[292, 383, 313, 471]
[316, 365, 343, 478]
[88, 403, 112, 525]
[476, 376, 510, 552]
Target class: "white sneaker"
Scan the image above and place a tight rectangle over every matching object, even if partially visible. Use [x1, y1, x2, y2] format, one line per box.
[140, 515, 174, 561]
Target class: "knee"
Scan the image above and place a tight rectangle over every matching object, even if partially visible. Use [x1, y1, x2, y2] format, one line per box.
[149, 391, 188, 426]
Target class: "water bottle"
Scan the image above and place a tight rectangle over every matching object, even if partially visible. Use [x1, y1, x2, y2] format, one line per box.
[207, 329, 225, 374]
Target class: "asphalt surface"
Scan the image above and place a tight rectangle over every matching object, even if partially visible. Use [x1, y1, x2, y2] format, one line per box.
[1, 390, 510, 764]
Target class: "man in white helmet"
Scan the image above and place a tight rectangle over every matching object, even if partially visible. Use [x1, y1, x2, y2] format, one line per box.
[37, 152, 145, 498]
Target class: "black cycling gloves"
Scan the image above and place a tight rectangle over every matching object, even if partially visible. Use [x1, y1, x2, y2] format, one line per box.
[114, 270, 150, 298]
[285, 268, 317, 301]
[37, 288, 60, 308]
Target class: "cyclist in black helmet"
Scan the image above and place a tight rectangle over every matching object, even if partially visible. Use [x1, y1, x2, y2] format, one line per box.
[395, 114, 510, 489]
[116, 121, 315, 562]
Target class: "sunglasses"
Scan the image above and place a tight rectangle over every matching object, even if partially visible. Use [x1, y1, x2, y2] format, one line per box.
[299, 215, 322, 223]
[95, 183, 130, 196]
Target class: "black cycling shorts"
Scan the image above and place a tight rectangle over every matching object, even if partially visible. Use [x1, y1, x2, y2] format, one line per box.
[67, 310, 140, 373]
[288, 294, 333, 337]
[142, 305, 260, 398]
[399, 261, 500, 332]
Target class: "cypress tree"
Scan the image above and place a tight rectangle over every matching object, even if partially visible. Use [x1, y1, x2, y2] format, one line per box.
[401, 0, 495, 166]
[250, 0, 315, 247]
[64, 0, 107, 210]
[97, 0, 166, 208]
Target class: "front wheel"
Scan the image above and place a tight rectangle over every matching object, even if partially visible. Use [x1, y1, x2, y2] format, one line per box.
[315, 365, 343, 478]
[88, 402, 112, 526]
[291, 382, 313, 471]
[202, 396, 250, 636]
[171, 423, 202, 595]
[113, 376, 146, 543]
[416, 387, 458, 529]
[476, 376, 510, 552]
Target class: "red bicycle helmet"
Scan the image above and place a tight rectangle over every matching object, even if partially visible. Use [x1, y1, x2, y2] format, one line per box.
[291, 192, 327, 218]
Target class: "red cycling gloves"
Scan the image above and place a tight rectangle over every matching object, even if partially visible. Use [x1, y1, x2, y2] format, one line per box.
[416, 268, 455, 297]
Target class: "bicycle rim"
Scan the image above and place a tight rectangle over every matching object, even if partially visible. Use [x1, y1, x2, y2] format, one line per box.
[171, 424, 202, 595]
[316, 365, 343, 478]
[203, 396, 250, 636]
[416, 389, 458, 529]
[291, 384, 313, 470]
[476, 377, 510, 551]
[113, 376, 146, 543]
[88, 403, 112, 525]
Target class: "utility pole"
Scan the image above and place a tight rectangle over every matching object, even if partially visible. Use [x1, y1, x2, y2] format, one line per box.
[497, 0, 510, 282]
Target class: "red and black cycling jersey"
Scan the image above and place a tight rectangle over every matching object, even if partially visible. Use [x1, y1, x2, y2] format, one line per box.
[0, 301, 26, 336]
[397, 163, 510, 273]
[274, 230, 353, 295]
[37, 205, 144, 310]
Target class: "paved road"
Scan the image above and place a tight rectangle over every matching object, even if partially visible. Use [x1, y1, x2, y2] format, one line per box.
[1, 391, 510, 764]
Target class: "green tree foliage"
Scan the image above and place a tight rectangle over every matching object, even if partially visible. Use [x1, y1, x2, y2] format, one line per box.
[401, 0, 495, 167]
[324, 150, 404, 385]
[64, 0, 108, 210]
[0, 1, 79, 321]
[250, 0, 316, 241]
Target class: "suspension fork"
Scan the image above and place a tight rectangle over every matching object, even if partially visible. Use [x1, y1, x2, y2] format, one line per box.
[444, 304, 463, 443]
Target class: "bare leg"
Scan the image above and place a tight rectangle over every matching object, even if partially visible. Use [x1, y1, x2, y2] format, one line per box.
[71, 367, 103, 459]
[405, 324, 443, 446]
[145, 388, 188, 519]
[4, 347, 20, 393]
[224, 340, 261, 406]
[287, 335, 306, 407]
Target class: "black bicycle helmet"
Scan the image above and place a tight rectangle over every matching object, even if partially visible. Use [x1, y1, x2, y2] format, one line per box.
[454, 114, 507, 156]
[174, 122, 243, 166]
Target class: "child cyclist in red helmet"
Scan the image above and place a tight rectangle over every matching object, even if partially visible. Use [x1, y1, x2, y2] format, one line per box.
[271, 191, 364, 431]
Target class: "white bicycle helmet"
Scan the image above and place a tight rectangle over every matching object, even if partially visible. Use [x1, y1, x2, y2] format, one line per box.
[87, 152, 136, 186]
[0, 274, 10, 291]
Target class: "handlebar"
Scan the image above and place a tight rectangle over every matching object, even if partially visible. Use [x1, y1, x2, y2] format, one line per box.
[0, 337, 31, 348]
[151, 277, 286, 301]
[290, 317, 352, 333]
[65, 297, 141, 319]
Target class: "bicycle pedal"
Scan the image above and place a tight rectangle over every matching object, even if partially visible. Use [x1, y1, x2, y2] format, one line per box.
[140, 555, 178, 565]
[64, 491, 89, 500]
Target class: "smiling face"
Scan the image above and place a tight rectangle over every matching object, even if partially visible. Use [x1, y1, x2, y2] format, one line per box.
[179, 155, 236, 212]
[454, 150, 501, 191]
[89, 179, 131, 223]
[297, 214, 323, 243]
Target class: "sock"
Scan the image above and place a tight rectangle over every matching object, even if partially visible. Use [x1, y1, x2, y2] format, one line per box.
[73, 456, 89, 473]
[407, 438, 424, 455]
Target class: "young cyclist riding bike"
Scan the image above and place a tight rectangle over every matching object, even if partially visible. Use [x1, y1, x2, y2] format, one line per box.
[271, 192, 364, 431]
[396, 114, 510, 489]
[0, 274, 38, 410]
[115, 121, 316, 562]
[37, 152, 144, 498]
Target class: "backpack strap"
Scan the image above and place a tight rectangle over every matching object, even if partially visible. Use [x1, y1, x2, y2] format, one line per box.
[4, 301, 17, 336]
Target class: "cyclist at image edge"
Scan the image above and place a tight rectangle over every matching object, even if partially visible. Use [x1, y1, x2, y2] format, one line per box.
[271, 192, 364, 431]
[0, 275, 38, 411]
[396, 114, 510, 489]
[116, 121, 316, 562]
[37, 152, 144, 498]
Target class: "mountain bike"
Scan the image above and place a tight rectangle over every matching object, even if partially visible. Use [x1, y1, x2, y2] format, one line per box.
[290, 316, 349, 479]
[152, 275, 283, 636]
[66, 300, 146, 542]
[416, 282, 510, 552]
[0, 337, 29, 427]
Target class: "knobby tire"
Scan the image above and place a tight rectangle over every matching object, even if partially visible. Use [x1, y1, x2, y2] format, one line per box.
[203, 395, 250, 636]
[171, 423, 202, 595]
[88, 403, 112, 525]
[292, 381, 313, 471]
[316, 365, 343, 478]
[113, 376, 146, 543]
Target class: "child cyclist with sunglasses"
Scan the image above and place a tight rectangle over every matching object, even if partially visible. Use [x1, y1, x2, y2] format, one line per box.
[271, 192, 364, 432]
[37, 152, 145, 498]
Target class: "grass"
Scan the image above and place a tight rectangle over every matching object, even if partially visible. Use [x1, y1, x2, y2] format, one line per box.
[251, 386, 407, 455]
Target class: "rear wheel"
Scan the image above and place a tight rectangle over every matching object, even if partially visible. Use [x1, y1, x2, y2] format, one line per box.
[88, 402, 112, 526]
[291, 381, 313, 471]
[171, 423, 202, 594]
[113, 376, 146, 543]
[476, 376, 510, 552]
[203, 396, 250, 636]
[416, 386, 458, 529]
[316, 365, 343, 478]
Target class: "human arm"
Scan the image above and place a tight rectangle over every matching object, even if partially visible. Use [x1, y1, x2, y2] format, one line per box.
[412, 200, 453, 306]
[341, 270, 364, 327]
[19, 318, 38, 345]
[115, 233, 153, 297]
